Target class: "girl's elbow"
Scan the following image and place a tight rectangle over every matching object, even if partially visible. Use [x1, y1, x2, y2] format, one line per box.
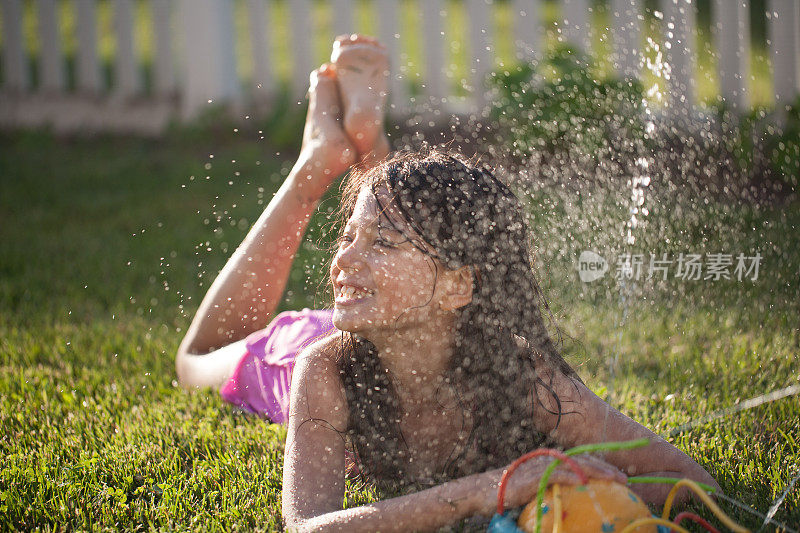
[282, 504, 351, 533]
[175, 342, 200, 389]
[698, 469, 721, 494]
[175, 348, 192, 389]
[684, 455, 720, 491]
[282, 516, 304, 532]
[674, 465, 721, 506]
[282, 501, 309, 532]
[282, 512, 321, 533]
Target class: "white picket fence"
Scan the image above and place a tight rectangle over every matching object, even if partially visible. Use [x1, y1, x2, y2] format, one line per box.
[0, 0, 799, 134]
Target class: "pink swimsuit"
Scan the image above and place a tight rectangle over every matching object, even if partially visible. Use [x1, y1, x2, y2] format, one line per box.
[219, 309, 335, 423]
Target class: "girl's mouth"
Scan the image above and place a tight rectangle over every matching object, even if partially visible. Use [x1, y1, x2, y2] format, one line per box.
[335, 284, 375, 305]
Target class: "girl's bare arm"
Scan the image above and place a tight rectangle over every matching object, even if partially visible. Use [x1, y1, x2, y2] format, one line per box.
[282, 339, 626, 533]
[176, 65, 367, 388]
[533, 368, 721, 505]
[176, 156, 331, 388]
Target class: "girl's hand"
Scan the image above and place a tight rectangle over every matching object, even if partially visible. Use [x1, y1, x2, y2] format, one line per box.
[293, 64, 357, 203]
[329, 34, 391, 163]
[484, 454, 627, 514]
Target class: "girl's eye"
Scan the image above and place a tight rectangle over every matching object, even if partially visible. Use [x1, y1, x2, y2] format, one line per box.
[374, 237, 399, 249]
[337, 234, 397, 249]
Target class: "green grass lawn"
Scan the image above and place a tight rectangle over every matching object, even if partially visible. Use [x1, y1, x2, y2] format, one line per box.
[0, 126, 798, 531]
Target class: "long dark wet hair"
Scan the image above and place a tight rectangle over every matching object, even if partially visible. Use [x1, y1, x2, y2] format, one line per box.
[334, 149, 580, 491]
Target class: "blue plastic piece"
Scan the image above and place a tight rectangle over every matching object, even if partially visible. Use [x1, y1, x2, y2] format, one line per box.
[487, 512, 524, 533]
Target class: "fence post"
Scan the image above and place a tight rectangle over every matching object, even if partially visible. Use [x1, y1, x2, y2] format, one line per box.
[37, 0, 65, 92]
[178, 0, 239, 119]
[421, 0, 448, 103]
[769, 0, 800, 110]
[151, 0, 176, 96]
[662, 0, 696, 117]
[562, 0, 591, 52]
[288, 0, 314, 98]
[611, 0, 642, 79]
[713, 0, 749, 110]
[113, 0, 140, 97]
[331, 0, 354, 39]
[247, 0, 273, 98]
[75, 0, 101, 94]
[376, 0, 409, 113]
[512, 0, 543, 61]
[1, 0, 29, 91]
[467, 0, 494, 105]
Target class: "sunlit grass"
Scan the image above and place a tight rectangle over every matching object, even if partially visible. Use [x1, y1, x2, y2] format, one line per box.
[1, 127, 798, 529]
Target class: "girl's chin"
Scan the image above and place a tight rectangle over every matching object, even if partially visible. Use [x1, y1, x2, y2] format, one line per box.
[331, 308, 373, 333]
[332, 307, 398, 337]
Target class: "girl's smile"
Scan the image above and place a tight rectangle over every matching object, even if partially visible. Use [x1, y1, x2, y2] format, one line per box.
[333, 283, 375, 305]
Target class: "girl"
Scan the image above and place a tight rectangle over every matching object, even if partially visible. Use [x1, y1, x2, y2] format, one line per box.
[176, 35, 719, 531]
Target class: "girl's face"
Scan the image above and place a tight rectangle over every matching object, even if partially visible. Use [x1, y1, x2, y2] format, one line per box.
[330, 187, 447, 336]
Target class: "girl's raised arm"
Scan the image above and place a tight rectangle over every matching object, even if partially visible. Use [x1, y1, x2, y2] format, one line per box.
[176, 65, 357, 388]
[175, 161, 330, 387]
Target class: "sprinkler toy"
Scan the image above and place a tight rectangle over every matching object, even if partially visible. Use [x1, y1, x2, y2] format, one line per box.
[487, 439, 750, 533]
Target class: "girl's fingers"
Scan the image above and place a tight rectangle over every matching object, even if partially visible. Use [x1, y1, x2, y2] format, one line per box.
[318, 63, 336, 78]
[573, 454, 628, 483]
[545, 469, 583, 485]
[581, 455, 628, 483]
[503, 454, 628, 508]
[511, 455, 626, 493]
[505, 466, 627, 511]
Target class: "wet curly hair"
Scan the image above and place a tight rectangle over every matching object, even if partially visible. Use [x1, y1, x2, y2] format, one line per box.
[333, 148, 580, 491]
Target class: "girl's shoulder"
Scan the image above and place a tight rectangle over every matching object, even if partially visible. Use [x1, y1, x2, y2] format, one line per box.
[294, 332, 344, 391]
[297, 330, 342, 367]
[290, 332, 349, 431]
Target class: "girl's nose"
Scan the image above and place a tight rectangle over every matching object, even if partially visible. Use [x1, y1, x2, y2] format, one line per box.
[333, 239, 366, 273]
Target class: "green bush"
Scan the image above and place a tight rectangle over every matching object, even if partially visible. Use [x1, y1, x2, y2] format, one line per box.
[763, 99, 799, 189]
[488, 44, 647, 161]
[715, 96, 800, 192]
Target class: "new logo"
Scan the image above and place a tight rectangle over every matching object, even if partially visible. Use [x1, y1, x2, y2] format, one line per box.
[578, 250, 608, 282]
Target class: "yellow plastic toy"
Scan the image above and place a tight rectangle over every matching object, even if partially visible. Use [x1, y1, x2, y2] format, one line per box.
[517, 480, 657, 533]
[488, 440, 751, 533]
